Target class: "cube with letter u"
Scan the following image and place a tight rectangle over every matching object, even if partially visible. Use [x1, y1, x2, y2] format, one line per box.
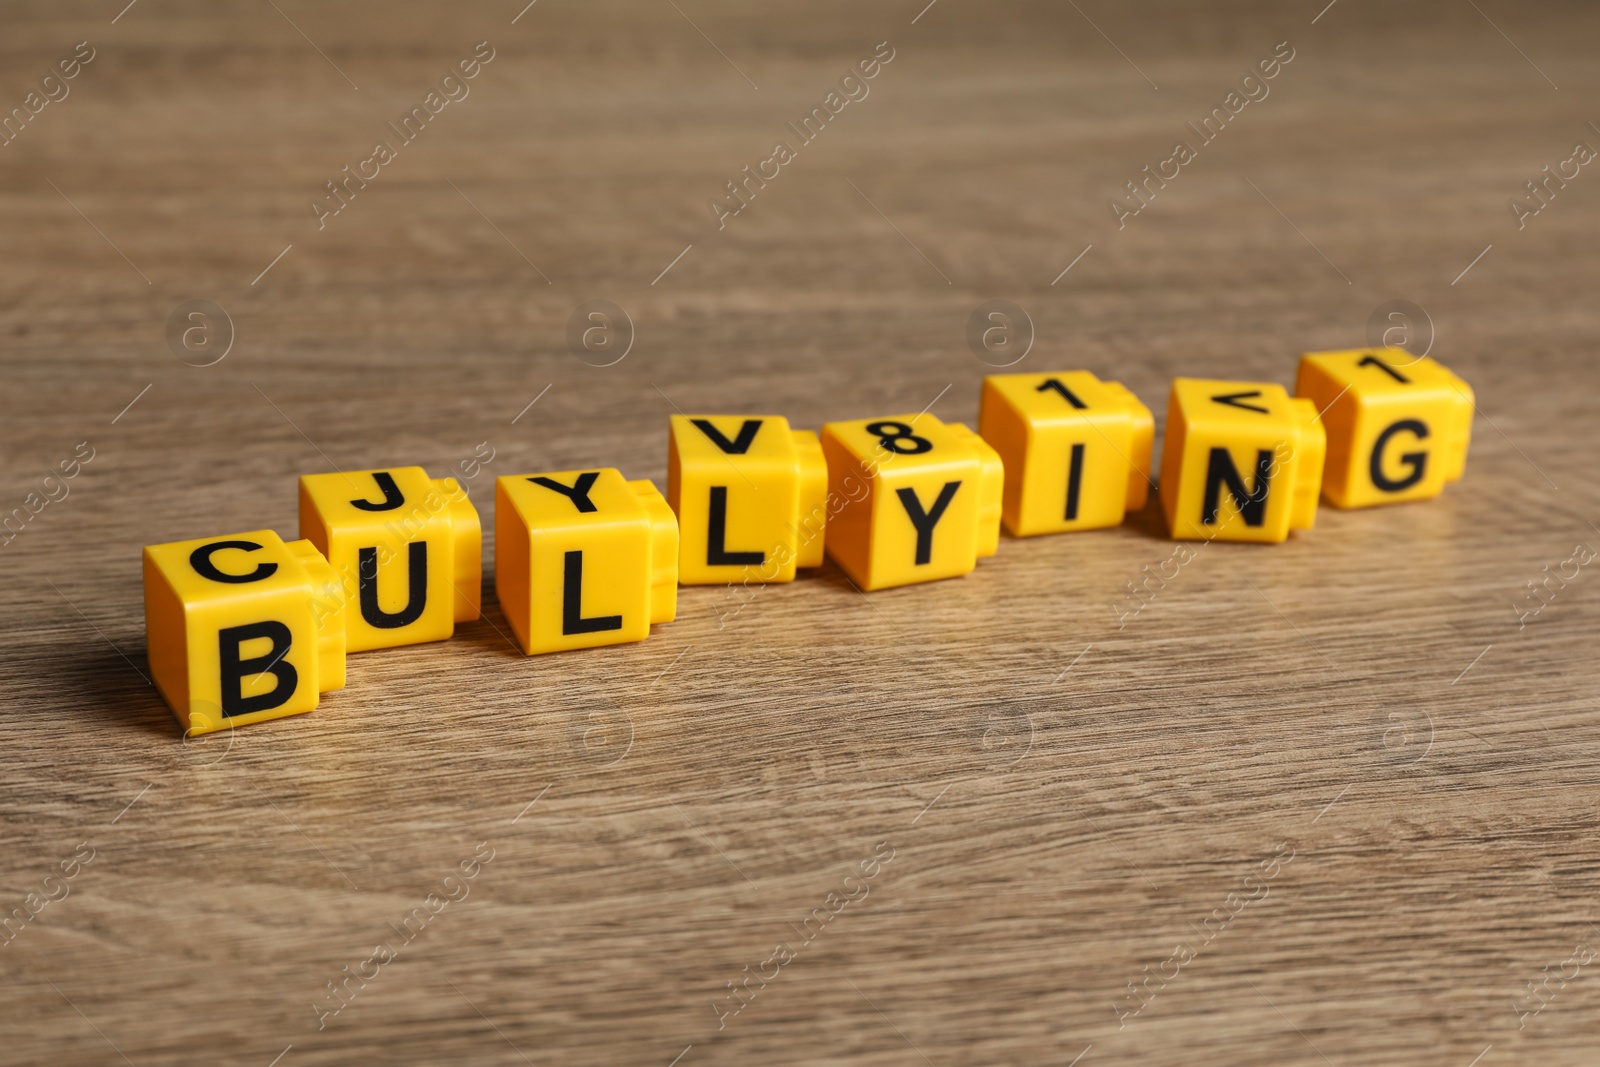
[299, 467, 482, 652]
[495, 469, 678, 654]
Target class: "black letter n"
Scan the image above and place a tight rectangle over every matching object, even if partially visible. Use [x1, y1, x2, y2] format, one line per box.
[1201, 448, 1272, 526]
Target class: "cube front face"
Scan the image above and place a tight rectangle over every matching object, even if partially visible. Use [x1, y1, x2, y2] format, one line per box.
[496, 469, 675, 655]
[143, 530, 342, 735]
[299, 467, 481, 653]
[1295, 349, 1475, 509]
[979, 371, 1154, 536]
[1159, 379, 1325, 544]
[821, 414, 1002, 590]
[667, 415, 824, 585]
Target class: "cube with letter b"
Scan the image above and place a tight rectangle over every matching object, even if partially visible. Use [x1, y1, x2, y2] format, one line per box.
[495, 469, 678, 654]
[667, 414, 828, 585]
[820, 414, 1003, 590]
[1294, 349, 1474, 508]
[299, 467, 482, 652]
[978, 370, 1154, 536]
[144, 530, 346, 735]
[1159, 378, 1325, 543]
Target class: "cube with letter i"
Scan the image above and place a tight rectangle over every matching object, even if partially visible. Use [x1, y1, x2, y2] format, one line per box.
[1159, 378, 1325, 543]
[667, 414, 828, 585]
[298, 467, 482, 652]
[819, 414, 1003, 590]
[143, 530, 346, 735]
[1294, 349, 1474, 508]
[495, 469, 678, 654]
[978, 370, 1154, 536]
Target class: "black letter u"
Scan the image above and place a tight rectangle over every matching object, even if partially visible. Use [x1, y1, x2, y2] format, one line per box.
[359, 543, 427, 629]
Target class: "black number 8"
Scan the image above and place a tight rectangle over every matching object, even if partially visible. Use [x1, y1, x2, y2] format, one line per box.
[865, 421, 932, 455]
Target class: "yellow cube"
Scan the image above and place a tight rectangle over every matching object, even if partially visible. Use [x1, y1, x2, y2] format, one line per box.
[820, 414, 1003, 590]
[495, 469, 678, 655]
[1159, 378, 1325, 543]
[298, 467, 481, 652]
[143, 529, 346, 735]
[666, 414, 828, 585]
[1294, 349, 1474, 508]
[978, 371, 1154, 536]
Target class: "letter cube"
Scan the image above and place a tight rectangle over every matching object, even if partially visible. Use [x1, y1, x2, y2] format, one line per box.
[298, 467, 481, 652]
[143, 529, 346, 735]
[820, 414, 1003, 590]
[667, 415, 827, 585]
[495, 468, 678, 654]
[1159, 378, 1325, 543]
[1294, 349, 1474, 508]
[978, 370, 1154, 536]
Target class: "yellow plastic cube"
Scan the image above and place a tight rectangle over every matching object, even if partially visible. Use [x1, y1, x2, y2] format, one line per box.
[1159, 378, 1325, 543]
[667, 414, 828, 585]
[143, 529, 346, 735]
[978, 371, 1154, 536]
[298, 467, 481, 652]
[820, 414, 1003, 590]
[495, 468, 678, 655]
[1294, 349, 1474, 509]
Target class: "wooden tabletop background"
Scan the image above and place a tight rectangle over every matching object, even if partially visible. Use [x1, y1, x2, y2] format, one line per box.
[3, 1, 1598, 1064]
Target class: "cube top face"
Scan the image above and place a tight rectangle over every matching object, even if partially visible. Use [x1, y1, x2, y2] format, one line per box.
[498, 467, 650, 534]
[669, 414, 797, 471]
[298, 467, 479, 652]
[669, 414, 806, 585]
[1168, 377, 1302, 432]
[822, 414, 982, 481]
[979, 371, 1154, 536]
[820, 414, 997, 590]
[1296, 349, 1475, 508]
[143, 529, 330, 735]
[145, 528, 316, 612]
[300, 466, 437, 531]
[982, 371, 1134, 429]
[1160, 378, 1325, 544]
[495, 469, 662, 655]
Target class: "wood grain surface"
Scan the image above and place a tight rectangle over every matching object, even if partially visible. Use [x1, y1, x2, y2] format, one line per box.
[2, 1, 1599, 1064]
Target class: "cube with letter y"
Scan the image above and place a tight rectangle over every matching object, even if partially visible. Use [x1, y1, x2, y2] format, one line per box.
[496, 469, 678, 654]
[820, 414, 1003, 590]
[1159, 378, 1325, 543]
[144, 530, 346, 735]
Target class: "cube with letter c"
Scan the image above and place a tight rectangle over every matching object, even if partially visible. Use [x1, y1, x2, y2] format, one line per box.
[820, 413, 1003, 590]
[143, 529, 346, 735]
[495, 469, 678, 655]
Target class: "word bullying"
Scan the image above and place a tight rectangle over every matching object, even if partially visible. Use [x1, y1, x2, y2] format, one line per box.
[143, 349, 1475, 735]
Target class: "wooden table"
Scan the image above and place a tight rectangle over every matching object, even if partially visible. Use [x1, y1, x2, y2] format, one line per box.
[3, 1, 1597, 1063]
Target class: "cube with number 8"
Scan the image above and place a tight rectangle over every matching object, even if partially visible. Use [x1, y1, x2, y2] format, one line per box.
[820, 414, 1003, 590]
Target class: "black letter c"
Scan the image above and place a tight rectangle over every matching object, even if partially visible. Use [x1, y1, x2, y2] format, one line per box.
[190, 540, 278, 584]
